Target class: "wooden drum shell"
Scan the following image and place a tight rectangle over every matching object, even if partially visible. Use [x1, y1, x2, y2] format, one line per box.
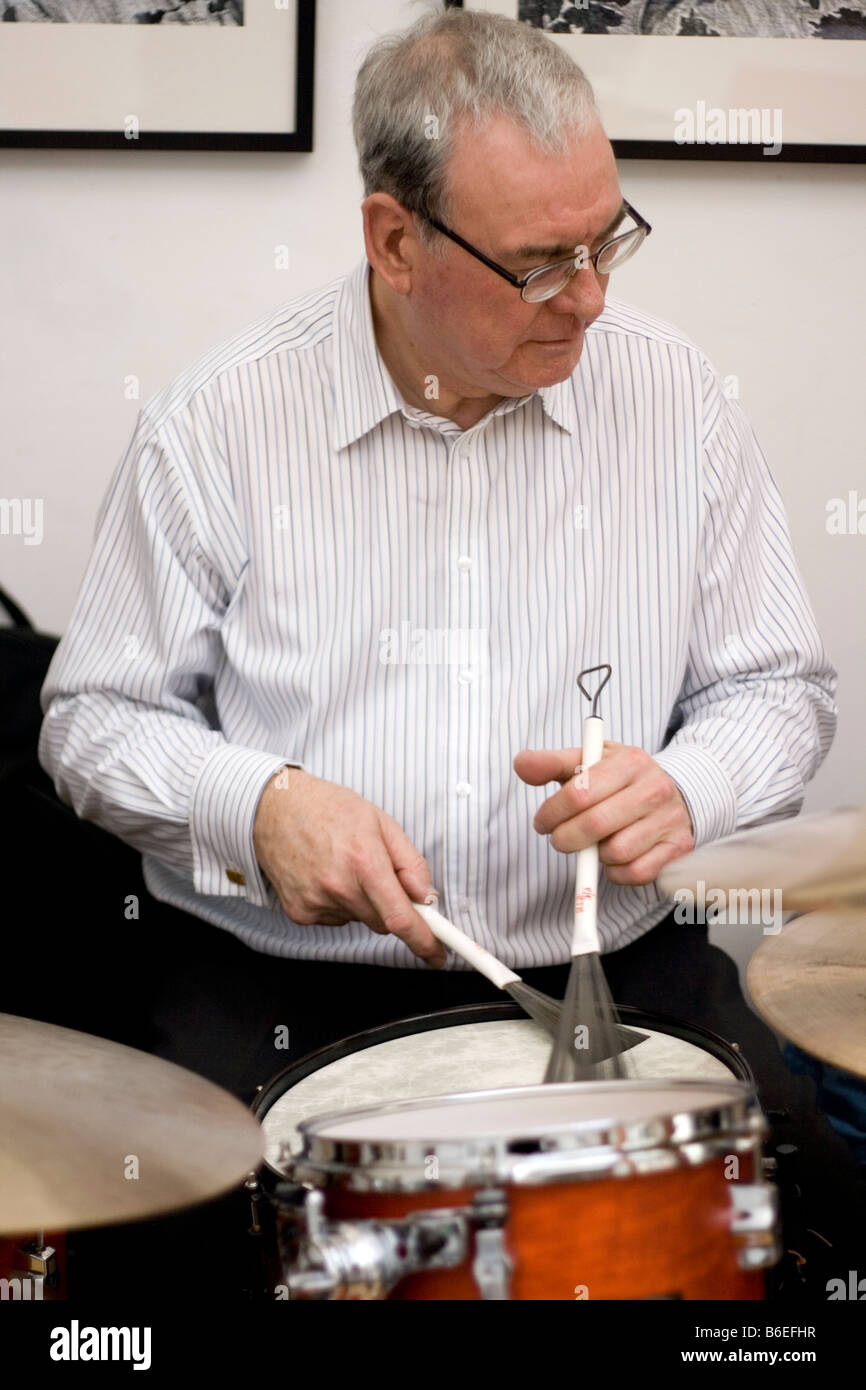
[324, 1157, 764, 1301]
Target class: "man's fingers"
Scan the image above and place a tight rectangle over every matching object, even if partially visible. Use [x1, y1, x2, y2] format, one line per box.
[533, 754, 635, 838]
[513, 748, 582, 786]
[357, 849, 447, 967]
[604, 838, 685, 887]
[517, 741, 694, 884]
[599, 799, 689, 866]
[378, 813, 437, 904]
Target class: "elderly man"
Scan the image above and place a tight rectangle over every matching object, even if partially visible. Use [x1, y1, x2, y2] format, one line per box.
[36, 7, 861, 1292]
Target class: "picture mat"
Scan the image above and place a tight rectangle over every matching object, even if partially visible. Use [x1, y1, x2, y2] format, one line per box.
[464, 0, 865, 147]
[0, 2, 296, 135]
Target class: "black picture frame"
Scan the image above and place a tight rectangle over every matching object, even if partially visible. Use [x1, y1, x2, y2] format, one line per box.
[451, 0, 866, 164]
[0, 0, 316, 153]
[609, 140, 865, 164]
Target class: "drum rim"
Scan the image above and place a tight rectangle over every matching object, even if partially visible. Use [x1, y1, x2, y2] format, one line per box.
[252, 999, 753, 1125]
[299, 1077, 754, 1141]
[288, 1076, 762, 1191]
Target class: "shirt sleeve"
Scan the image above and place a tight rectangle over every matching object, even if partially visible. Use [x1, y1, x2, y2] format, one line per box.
[38, 410, 301, 911]
[653, 367, 837, 848]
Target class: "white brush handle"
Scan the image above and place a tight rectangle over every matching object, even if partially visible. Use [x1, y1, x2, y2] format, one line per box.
[413, 902, 521, 989]
[571, 714, 605, 956]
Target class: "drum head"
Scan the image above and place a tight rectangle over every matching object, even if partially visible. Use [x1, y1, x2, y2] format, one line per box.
[254, 1003, 752, 1180]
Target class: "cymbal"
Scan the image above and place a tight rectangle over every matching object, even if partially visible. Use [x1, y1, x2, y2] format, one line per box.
[0, 1013, 263, 1235]
[746, 909, 866, 1078]
[657, 807, 866, 911]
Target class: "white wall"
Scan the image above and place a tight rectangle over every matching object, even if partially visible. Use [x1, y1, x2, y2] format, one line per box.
[2, 1, 863, 985]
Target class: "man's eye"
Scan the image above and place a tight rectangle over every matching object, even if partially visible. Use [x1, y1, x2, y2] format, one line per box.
[595, 217, 629, 250]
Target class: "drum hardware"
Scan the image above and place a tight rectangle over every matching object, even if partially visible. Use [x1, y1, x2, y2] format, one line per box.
[728, 1184, 782, 1271]
[469, 1189, 512, 1301]
[509, 1127, 759, 1186]
[277, 1185, 479, 1300]
[244, 1172, 265, 1237]
[3, 1234, 60, 1299]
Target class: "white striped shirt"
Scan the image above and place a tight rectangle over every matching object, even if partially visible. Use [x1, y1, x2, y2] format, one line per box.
[38, 256, 836, 967]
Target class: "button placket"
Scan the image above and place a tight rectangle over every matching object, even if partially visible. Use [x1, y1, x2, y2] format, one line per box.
[441, 429, 490, 931]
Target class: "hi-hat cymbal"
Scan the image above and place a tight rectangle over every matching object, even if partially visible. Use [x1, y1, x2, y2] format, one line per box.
[0, 1013, 263, 1235]
[657, 807, 866, 911]
[746, 909, 866, 1078]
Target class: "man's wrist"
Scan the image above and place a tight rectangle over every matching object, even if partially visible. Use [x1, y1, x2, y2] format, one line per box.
[253, 763, 305, 879]
[264, 763, 303, 793]
[190, 745, 303, 906]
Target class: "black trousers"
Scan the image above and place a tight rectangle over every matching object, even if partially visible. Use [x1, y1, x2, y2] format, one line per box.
[5, 795, 864, 1301]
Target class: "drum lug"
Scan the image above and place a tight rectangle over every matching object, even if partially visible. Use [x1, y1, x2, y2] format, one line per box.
[9, 1238, 60, 1300]
[277, 1190, 468, 1299]
[729, 1182, 782, 1271]
[469, 1188, 513, 1301]
[304, 1187, 327, 1242]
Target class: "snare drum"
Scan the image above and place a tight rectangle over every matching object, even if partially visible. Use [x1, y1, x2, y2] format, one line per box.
[252, 1003, 780, 1300]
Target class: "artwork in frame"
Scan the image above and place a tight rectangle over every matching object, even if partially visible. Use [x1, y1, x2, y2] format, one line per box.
[0, 0, 315, 152]
[452, 0, 865, 161]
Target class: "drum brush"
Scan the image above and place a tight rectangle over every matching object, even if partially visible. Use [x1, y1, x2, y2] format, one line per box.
[544, 665, 635, 1083]
[413, 901, 565, 1036]
[413, 901, 646, 1053]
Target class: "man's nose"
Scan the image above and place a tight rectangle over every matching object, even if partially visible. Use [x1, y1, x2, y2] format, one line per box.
[549, 265, 606, 320]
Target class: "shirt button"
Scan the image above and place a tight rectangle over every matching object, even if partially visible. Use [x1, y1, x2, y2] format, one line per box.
[457, 668, 473, 685]
[457, 555, 472, 572]
[458, 898, 472, 912]
[455, 781, 472, 797]
[226, 868, 246, 886]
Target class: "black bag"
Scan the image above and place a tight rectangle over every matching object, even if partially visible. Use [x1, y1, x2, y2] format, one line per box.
[0, 583, 60, 786]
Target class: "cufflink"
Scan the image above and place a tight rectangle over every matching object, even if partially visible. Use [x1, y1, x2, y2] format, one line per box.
[226, 868, 246, 886]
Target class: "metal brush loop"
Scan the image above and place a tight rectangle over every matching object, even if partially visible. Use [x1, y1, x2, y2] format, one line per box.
[576, 663, 612, 718]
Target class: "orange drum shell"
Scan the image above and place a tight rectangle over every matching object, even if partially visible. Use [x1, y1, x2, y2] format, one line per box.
[327, 1156, 764, 1301]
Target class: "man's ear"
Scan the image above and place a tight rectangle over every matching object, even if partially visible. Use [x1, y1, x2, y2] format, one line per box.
[361, 193, 418, 296]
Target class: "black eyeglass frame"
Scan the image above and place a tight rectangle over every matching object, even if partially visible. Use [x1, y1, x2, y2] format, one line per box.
[423, 199, 651, 301]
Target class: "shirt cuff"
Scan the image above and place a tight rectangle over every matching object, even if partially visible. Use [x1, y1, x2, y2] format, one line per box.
[190, 745, 303, 909]
[652, 742, 738, 849]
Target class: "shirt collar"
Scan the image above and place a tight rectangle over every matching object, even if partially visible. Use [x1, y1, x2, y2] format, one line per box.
[332, 257, 577, 449]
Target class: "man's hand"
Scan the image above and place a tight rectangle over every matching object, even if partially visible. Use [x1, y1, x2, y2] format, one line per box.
[252, 768, 446, 966]
[513, 742, 695, 886]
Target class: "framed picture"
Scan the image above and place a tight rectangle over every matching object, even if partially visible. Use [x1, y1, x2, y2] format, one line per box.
[0, 0, 315, 152]
[453, 0, 865, 161]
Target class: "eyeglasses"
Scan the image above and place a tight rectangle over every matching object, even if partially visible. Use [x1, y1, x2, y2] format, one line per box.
[423, 199, 651, 303]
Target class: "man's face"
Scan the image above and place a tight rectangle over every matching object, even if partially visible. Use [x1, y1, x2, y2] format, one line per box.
[407, 115, 623, 399]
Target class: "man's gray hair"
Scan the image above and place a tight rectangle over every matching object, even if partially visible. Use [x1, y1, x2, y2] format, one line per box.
[352, 4, 601, 252]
